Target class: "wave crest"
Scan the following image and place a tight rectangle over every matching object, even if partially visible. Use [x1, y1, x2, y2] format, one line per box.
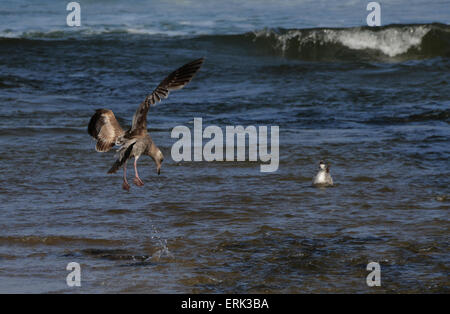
[249, 23, 450, 61]
[1, 23, 449, 61]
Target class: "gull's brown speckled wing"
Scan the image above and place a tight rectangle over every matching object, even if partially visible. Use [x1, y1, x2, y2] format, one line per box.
[130, 58, 204, 135]
[87, 109, 124, 152]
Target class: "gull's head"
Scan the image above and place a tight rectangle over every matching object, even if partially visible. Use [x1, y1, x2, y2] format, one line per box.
[156, 149, 164, 175]
[149, 146, 164, 175]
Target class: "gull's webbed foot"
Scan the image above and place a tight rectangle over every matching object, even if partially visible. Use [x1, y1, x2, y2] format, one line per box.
[122, 180, 130, 191]
[133, 177, 144, 186]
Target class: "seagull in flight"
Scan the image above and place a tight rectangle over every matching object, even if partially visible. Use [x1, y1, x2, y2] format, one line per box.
[88, 58, 204, 191]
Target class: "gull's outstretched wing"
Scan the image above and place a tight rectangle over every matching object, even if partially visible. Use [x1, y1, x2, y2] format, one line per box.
[130, 58, 204, 134]
[87, 109, 124, 152]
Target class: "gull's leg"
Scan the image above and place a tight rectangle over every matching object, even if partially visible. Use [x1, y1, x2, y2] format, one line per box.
[133, 156, 144, 186]
[122, 160, 130, 191]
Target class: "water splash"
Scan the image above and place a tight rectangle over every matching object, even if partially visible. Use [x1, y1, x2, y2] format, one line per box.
[146, 225, 173, 261]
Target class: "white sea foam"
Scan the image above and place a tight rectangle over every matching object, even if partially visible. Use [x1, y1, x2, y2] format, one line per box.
[256, 25, 432, 58]
[326, 26, 430, 57]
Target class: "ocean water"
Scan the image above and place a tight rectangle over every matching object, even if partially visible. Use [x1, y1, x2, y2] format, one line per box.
[0, 0, 449, 293]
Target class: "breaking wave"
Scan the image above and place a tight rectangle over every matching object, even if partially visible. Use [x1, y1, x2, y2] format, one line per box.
[243, 23, 450, 61]
[1, 23, 449, 61]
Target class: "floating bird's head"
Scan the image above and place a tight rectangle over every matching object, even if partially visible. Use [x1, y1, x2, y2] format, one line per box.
[319, 160, 326, 170]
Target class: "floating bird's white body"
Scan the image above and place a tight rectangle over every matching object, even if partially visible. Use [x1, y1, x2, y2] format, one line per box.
[313, 161, 333, 186]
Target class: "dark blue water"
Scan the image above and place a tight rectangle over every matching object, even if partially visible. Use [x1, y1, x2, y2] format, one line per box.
[0, 0, 449, 293]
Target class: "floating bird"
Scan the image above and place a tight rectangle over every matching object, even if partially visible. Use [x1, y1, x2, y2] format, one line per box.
[88, 58, 204, 191]
[313, 160, 333, 186]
